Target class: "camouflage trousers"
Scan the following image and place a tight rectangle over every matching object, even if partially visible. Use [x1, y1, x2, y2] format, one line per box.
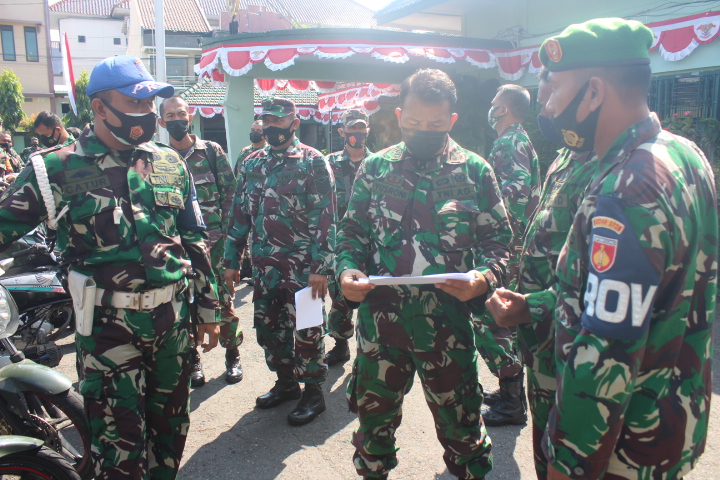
[472, 316, 522, 379]
[76, 295, 191, 480]
[327, 275, 354, 340]
[347, 335, 493, 479]
[253, 285, 327, 384]
[526, 369, 556, 480]
[210, 236, 243, 348]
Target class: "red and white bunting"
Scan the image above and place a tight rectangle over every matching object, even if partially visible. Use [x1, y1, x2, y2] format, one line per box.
[197, 10, 720, 82]
[196, 40, 495, 80]
[188, 106, 225, 118]
[647, 10, 720, 61]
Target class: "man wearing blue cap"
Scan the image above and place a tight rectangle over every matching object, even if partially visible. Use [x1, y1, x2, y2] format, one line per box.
[0, 55, 221, 479]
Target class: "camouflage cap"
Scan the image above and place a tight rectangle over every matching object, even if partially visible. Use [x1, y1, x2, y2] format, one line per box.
[341, 109, 369, 127]
[539, 18, 653, 72]
[260, 97, 296, 117]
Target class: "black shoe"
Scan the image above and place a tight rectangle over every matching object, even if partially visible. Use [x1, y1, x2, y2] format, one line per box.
[363, 476, 388, 480]
[246, 279, 254, 286]
[482, 372, 527, 427]
[325, 338, 351, 366]
[287, 384, 326, 426]
[225, 346, 243, 384]
[256, 372, 301, 409]
[189, 347, 205, 388]
[482, 385, 501, 406]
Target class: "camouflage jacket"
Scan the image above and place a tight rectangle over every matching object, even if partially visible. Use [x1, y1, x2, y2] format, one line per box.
[336, 139, 512, 352]
[21, 146, 41, 163]
[0, 125, 220, 324]
[233, 144, 264, 178]
[224, 137, 336, 290]
[1, 148, 23, 173]
[325, 147, 372, 219]
[487, 123, 541, 281]
[518, 149, 599, 371]
[177, 135, 236, 246]
[543, 114, 717, 479]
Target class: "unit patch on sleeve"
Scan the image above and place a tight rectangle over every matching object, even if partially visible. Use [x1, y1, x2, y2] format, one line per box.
[581, 194, 661, 341]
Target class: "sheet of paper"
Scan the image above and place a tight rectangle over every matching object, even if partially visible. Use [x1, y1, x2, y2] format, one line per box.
[358, 272, 475, 286]
[294, 286, 324, 330]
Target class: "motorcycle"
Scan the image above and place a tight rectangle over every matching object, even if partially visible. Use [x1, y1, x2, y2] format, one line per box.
[0, 280, 93, 479]
[0, 228, 73, 368]
[0, 435, 80, 479]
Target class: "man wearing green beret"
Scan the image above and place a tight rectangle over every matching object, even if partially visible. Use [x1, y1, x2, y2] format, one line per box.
[486, 17, 717, 480]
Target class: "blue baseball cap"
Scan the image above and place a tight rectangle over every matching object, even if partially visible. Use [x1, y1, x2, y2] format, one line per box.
[87, 55, 174, 99]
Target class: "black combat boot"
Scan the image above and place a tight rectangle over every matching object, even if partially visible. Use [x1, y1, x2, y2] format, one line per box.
[325, 338, 351, 366]
[481, 372, 527, 427]
[363, 475, 388, 480]
[225, 346, 243, 384]
[287, 383, 326, 426]
[256, 371, 301, 409]
[482, 384, 501, 406]
[189, 346, 205, 388]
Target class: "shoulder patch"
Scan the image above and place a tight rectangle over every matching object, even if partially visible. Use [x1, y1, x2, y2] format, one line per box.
[581, 195, 660, 341]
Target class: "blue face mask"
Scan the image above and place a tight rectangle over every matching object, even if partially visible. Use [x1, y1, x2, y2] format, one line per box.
[537, 113, 563, 143]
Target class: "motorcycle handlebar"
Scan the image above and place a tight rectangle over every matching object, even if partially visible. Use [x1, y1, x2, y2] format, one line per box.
[10, 244, 49, 258]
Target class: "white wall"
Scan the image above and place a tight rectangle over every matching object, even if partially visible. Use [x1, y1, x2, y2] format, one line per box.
[54, 17, 126, 80]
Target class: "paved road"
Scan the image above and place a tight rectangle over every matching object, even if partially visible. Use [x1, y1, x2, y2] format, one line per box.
[55, 284, 720, 479]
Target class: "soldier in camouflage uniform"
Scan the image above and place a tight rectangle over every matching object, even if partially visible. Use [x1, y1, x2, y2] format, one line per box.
[323, 109, 372, 367]
[487, 19, 717, 480]
[234, 119, 265, 285]
[511, 70, 600, 479]
[338, 69, 511, 480]
[476, 84, 540, 427]
[33, 111, 75, 150]
[20, 137, 40, 163]
[159, 96, 243, 386]
[224, 97, 336, 426]
[0, 131, 23, 173]
[0, 56, 221, 479]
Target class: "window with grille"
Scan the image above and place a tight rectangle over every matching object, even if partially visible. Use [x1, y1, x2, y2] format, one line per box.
[649, 71, 720, 121]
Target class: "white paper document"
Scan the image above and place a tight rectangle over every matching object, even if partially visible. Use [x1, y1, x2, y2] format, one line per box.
[358, 272, 475, 286]
[294, 286, 324, 330]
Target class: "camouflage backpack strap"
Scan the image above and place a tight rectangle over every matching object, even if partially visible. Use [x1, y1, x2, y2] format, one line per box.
[30, 153, 69, 230]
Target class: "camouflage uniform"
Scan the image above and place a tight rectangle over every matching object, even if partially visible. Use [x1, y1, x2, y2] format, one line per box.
[325, 146, 371, 341]
[337, 139, 511, 479]
[234, 144, 264, 277]
[0, 125, 220, 479]
[224, 137, 335, 384]
[177, 135, 242, 346]
[475, 123, 540, 379]
[21, 145, 40, 163]
[517, 148, 599, 478]
[1, 147, 22, 174]
[533, 114, 717, 479]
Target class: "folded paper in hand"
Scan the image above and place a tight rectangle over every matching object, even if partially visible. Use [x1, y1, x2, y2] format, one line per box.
[358, 272, 475, 286]
[295, 286, 324, 330]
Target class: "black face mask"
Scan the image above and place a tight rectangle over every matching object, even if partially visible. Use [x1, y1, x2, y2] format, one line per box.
[249, 131, 264, 144]
[551, 82, 602, 152]
[344, 131, 367, 149]
[0, 143, 9, 151]
[102, 99, 157, 146]
[401, 128, 448, 159]
[40, 129, 60, 148]
[263, 125, 295, 147]
[537, 114, 563, 143]
[165, 119, 189, 142]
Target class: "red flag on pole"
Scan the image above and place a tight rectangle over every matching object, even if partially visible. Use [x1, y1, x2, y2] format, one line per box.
[61, 31, 77, 115]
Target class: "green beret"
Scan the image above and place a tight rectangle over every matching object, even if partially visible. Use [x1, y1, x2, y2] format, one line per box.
[539, 18, 653, 71]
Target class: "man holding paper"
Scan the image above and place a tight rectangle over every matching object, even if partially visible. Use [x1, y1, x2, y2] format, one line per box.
[224, 97, 336, 427]
[337, 68, 511, 480]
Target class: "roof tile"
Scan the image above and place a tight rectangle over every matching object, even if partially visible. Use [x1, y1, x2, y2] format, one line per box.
[137, 0, 211, 32]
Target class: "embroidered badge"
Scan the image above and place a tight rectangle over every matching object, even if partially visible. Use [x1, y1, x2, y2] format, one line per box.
[545, 39, 563, 62]
[592, 216, 625, 234]
[591, 234, 617, 273]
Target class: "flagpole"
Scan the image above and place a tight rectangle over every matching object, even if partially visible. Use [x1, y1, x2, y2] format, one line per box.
[155, 0, 168, 143]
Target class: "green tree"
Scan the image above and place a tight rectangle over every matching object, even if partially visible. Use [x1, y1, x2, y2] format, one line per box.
[0, 69, 26, 132]
[62, 69, 93, 129]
